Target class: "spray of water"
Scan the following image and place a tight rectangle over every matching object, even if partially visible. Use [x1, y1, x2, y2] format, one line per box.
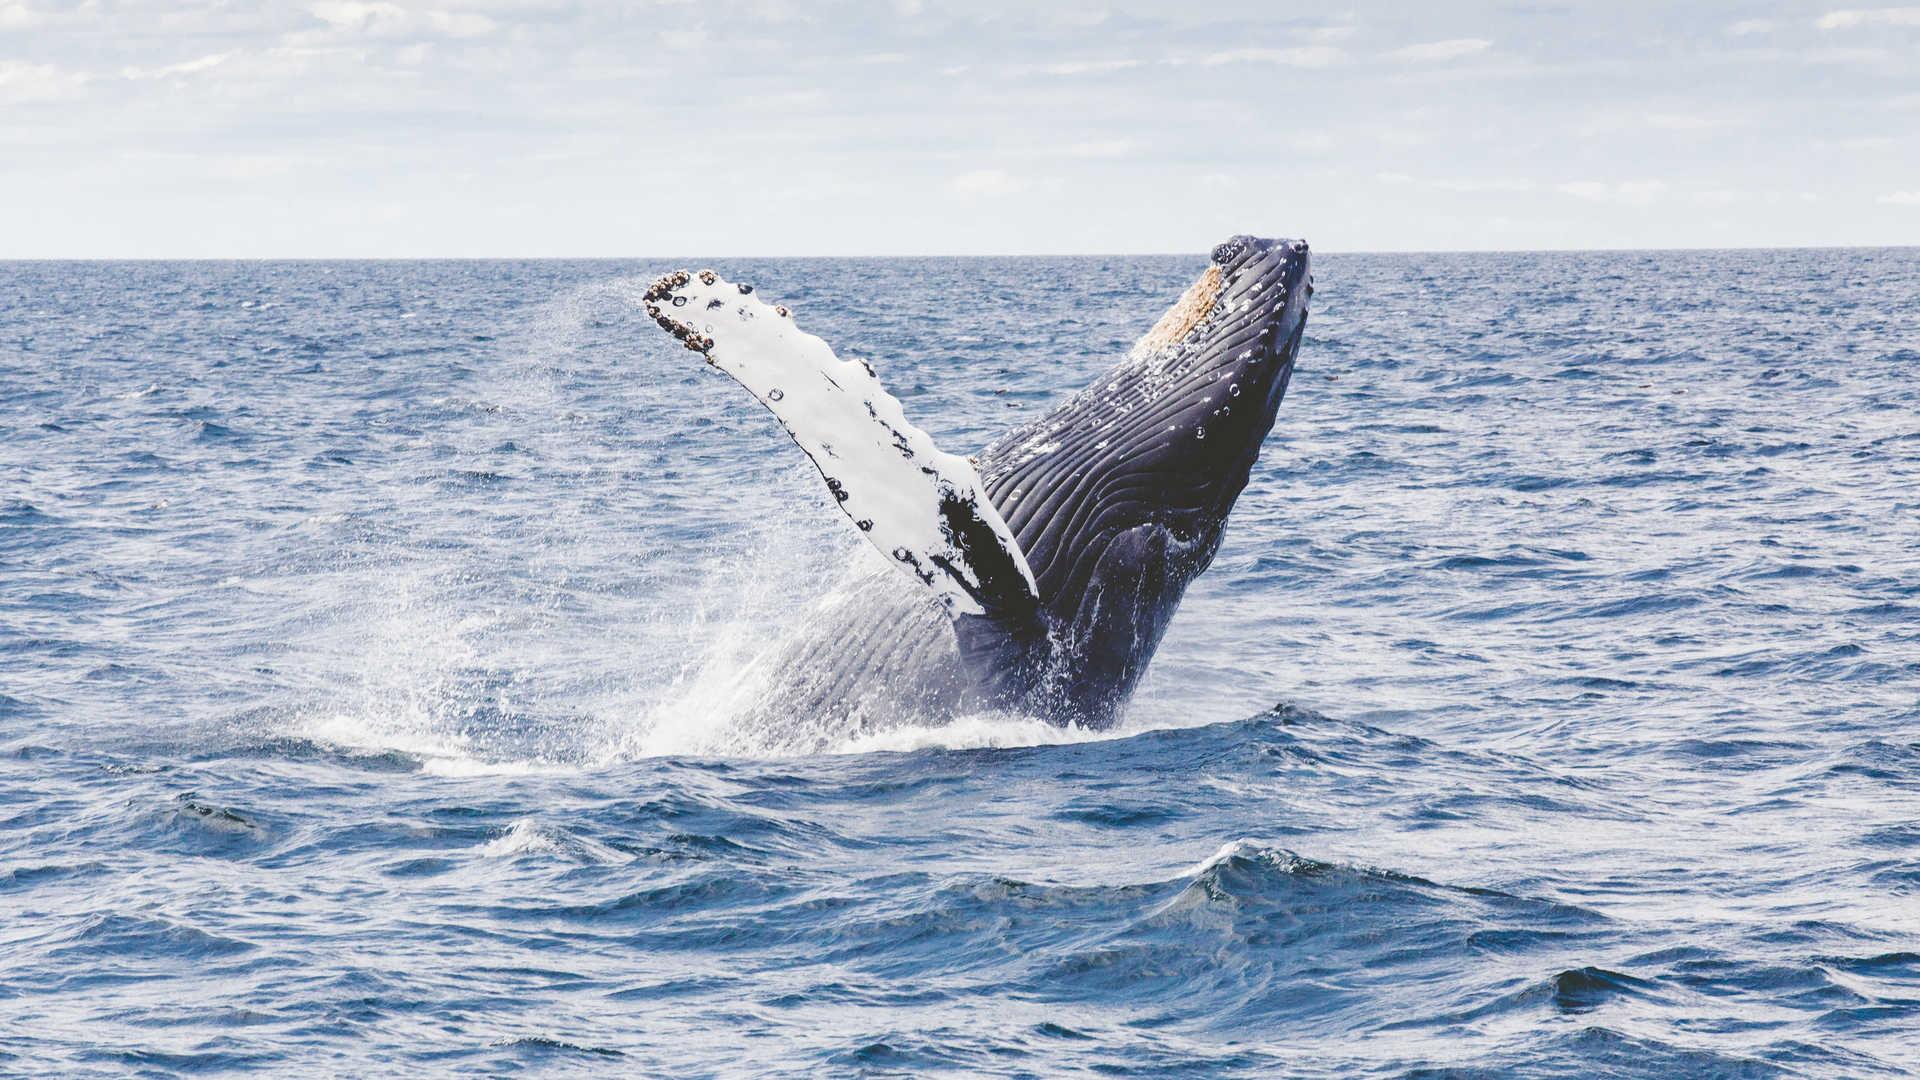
[266, 275, 1225, 767]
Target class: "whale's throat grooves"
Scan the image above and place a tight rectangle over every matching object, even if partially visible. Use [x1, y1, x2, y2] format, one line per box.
[970, 237, 1311, 722]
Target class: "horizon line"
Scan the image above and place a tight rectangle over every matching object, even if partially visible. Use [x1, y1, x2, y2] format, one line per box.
[3, 242, 1918, 262]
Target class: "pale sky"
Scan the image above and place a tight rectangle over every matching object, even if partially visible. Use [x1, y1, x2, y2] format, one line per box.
[4, 0, 1919, 256]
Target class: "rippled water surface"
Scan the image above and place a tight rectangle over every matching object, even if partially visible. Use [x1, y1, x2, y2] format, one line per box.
[3, 250, 1918, 1077]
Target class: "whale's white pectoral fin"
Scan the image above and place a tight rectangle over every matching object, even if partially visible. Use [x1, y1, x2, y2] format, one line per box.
[644, 269, 1041, 624]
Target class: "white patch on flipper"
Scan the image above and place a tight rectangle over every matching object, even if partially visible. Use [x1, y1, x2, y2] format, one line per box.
[643, 270, 1038, 619]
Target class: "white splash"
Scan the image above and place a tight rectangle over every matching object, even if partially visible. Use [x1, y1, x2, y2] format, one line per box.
[1184, 838, 1269, 878]
[479, 819, 631, 863]
[827, 710, 1126, 756]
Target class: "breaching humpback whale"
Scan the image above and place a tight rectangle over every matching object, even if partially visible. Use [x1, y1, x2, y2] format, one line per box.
[643, 235, 1310, 739]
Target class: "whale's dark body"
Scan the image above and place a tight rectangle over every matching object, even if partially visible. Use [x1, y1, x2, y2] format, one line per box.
[719, 236, 1313, 741]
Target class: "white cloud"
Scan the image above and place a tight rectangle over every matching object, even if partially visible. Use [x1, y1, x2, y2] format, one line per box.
[761, 88, 828, 110]
[307, 3, 493, 36]
[1045, 8, 1110, 27]
[1557, 180, 1667, 205]
[1689, 188, 1821, 206]
[950, 169, 1024, 197]
[1367, 125, 1436, 149]
[1569, 106, 1757, 138]
[1060, 137, 1140, 158]
[1197, 46, 1345, 68]
[1815, 7, 1920, 28]
[0, 60, 86, 103]
[7, 1, 1919, 256]
[1380, 171, 1536, 193]
[426, 9, 496, 37]
[1042, 59, 1140, 75]
[1644, 111, 1731, 131]
[1388, 38, 1492, 62]
[1726, 43, 1901, 65]
[170, 53, 231, 75]
[121, 53, 234, 80]
[310, 1, 406, 31]
[1805, 45, 1899, 63]
[659, 26, 708, 51]
[1557, 181, 1609, 200]
[742, 0, 804, 23]
[121, 151, 300, 182]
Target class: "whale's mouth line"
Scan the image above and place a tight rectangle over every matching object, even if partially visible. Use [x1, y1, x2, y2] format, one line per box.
[1275, 315, 1307, 375]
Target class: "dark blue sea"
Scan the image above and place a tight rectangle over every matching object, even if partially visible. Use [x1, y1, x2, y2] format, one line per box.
[3, 250, 1917, 1078]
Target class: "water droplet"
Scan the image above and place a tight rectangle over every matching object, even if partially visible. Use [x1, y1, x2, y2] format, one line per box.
[1195, 426, 1207, 440]
[671, 296, 687, 307]
[768, 388, 785, 401]
[1229, 383, 1241, 396]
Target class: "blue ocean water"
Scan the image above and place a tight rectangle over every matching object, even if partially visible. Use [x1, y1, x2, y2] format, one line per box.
[2, 250, 1917, 1078]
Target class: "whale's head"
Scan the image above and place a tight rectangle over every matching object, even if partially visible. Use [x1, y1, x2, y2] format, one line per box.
[977, 234, 1310, 720]
[1111, 233, 1311, 504]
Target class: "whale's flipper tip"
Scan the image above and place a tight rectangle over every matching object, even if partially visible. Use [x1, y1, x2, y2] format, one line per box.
[641, 267, 1043, 634]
